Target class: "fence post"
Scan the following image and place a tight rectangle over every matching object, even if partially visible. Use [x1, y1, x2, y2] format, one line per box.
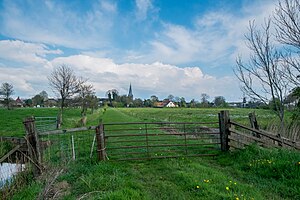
[248, 112, 260, 138]
[219, 110, 230, 151]
[23, 117, 42, 176]
[96, 123, 106, 161]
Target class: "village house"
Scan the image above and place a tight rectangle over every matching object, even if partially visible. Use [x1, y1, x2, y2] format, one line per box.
[154, 100, 178, 108]
[15, 96, 24, 107]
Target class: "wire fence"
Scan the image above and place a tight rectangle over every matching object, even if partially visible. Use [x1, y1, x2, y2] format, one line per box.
[35, 117, 58, 133]
[39, 128, 98, 164]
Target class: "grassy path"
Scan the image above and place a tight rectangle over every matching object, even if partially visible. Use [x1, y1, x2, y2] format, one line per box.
[8, 108, 300, 199]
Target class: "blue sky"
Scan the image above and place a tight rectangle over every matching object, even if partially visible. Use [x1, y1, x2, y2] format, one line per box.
[0, 0, 276, 101]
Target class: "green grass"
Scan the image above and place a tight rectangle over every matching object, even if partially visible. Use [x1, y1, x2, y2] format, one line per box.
[118, 107, 280, 128]
[2, 107, 300, 199]
[0, 107, 101, 137]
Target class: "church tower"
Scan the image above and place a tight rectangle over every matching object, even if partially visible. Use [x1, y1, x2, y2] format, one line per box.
[128, 83, 133, 99]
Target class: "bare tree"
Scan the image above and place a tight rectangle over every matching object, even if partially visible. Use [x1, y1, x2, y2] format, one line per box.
[274, 0, 300, 86]
[235, 20, 290, 128]
[48, 65, 85, 123]
[0, 82, 14, 110]
[274, 0, 300, 49]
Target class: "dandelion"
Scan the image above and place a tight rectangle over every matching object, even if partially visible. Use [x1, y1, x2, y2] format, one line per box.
[298, 161, 300, 165]
[236, 198, 239, 200]
[229, 180, 232, 183]
[226, 186, 229, 191]
[234, 182, 237, 185]
[196, 185, 200, 189]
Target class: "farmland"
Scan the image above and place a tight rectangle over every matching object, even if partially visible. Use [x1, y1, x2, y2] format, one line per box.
[1, 107, 300, 199]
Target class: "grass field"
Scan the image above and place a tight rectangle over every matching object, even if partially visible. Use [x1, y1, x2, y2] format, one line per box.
[1, 107, 300, 199]
[0, 107, 101, 137]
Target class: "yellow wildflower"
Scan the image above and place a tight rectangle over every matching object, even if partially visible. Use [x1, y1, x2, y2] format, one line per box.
[196, 185, 200, 189]
[226, 186, 229, 190]
[236, 198, 239, 200]
[234, 182, 237, 185]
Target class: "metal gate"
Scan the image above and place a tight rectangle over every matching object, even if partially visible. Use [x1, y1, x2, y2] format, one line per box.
[103, 121, 221, 161]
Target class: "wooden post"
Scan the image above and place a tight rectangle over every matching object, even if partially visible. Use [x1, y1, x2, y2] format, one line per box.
[219, 110, 230, 151]
[96, 123, 106, 161]
[249, 112, 260, 138]
[23, 117, 42, 176]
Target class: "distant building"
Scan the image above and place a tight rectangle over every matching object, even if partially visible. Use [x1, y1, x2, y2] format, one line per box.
[15, 96, 24, 107]
[154, 100, 178, 108]
[128, 83, 133, 99]
[165, 101, 177, 108]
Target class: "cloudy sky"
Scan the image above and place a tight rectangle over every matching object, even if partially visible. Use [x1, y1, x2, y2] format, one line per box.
[0, 0, 277, 102]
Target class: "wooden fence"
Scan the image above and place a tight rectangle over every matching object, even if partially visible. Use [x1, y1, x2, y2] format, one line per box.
[219, 111, 300, 151]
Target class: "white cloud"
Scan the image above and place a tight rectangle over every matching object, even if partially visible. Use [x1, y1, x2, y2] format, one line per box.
[0, 1, 116, 49]
[0, 39, 241, 100]
[0, 40, 61, 66]
[0, 66, 49, 97]
[133, 0, 277, 67]
[51, 54, 240, 100]
[100, 0, 117, 13]
[135, 0, 153, 21]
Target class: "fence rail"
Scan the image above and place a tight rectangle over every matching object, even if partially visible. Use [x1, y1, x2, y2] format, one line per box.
[226, 113, 300, 150]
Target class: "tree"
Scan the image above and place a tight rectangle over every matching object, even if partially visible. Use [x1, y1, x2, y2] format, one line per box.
[143, 99, 152, 107]
[213, 96, 226, 107]
[150, 95, 159, 107]
[0, 82, 14, 110]
[32, 94, 44, 107]
[167, 94, 174, 101]
[274, 0, 300, 86]
[289, 86, 300, 120]
[150, 95, 159, 102]
[179, 97, 186, 107]
[189, 99, 196, 108]
[48, 65, 85, 123]
[85, 94, 98, 114]
[39, 90, 49, 102]
[78, 83, 95, 116]
[106, 89, 119, 106]
[235, 20, 290, 128]
[133, 98, 144, 107]
[200, 93, 210, 107]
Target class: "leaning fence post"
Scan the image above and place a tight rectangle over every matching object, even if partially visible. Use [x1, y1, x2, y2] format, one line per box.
[219, 110, 230, 151]
[23, 117, 42, 176]
[96, 123, 106, 161]
[249, 112, 260, 138]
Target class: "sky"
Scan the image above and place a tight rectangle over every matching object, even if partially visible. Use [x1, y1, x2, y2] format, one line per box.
[0, 0, 277, 102]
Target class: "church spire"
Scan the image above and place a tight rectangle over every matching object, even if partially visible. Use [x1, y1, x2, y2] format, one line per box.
[128, 83, 133, 99]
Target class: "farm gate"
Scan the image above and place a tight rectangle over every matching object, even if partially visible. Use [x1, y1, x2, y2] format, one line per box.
[21, 112, 229, 164]
[101, 121, 221, 161]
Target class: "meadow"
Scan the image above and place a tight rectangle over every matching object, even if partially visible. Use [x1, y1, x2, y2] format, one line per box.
[1, 107, 300, 199]
[0, 107, 101, 137]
